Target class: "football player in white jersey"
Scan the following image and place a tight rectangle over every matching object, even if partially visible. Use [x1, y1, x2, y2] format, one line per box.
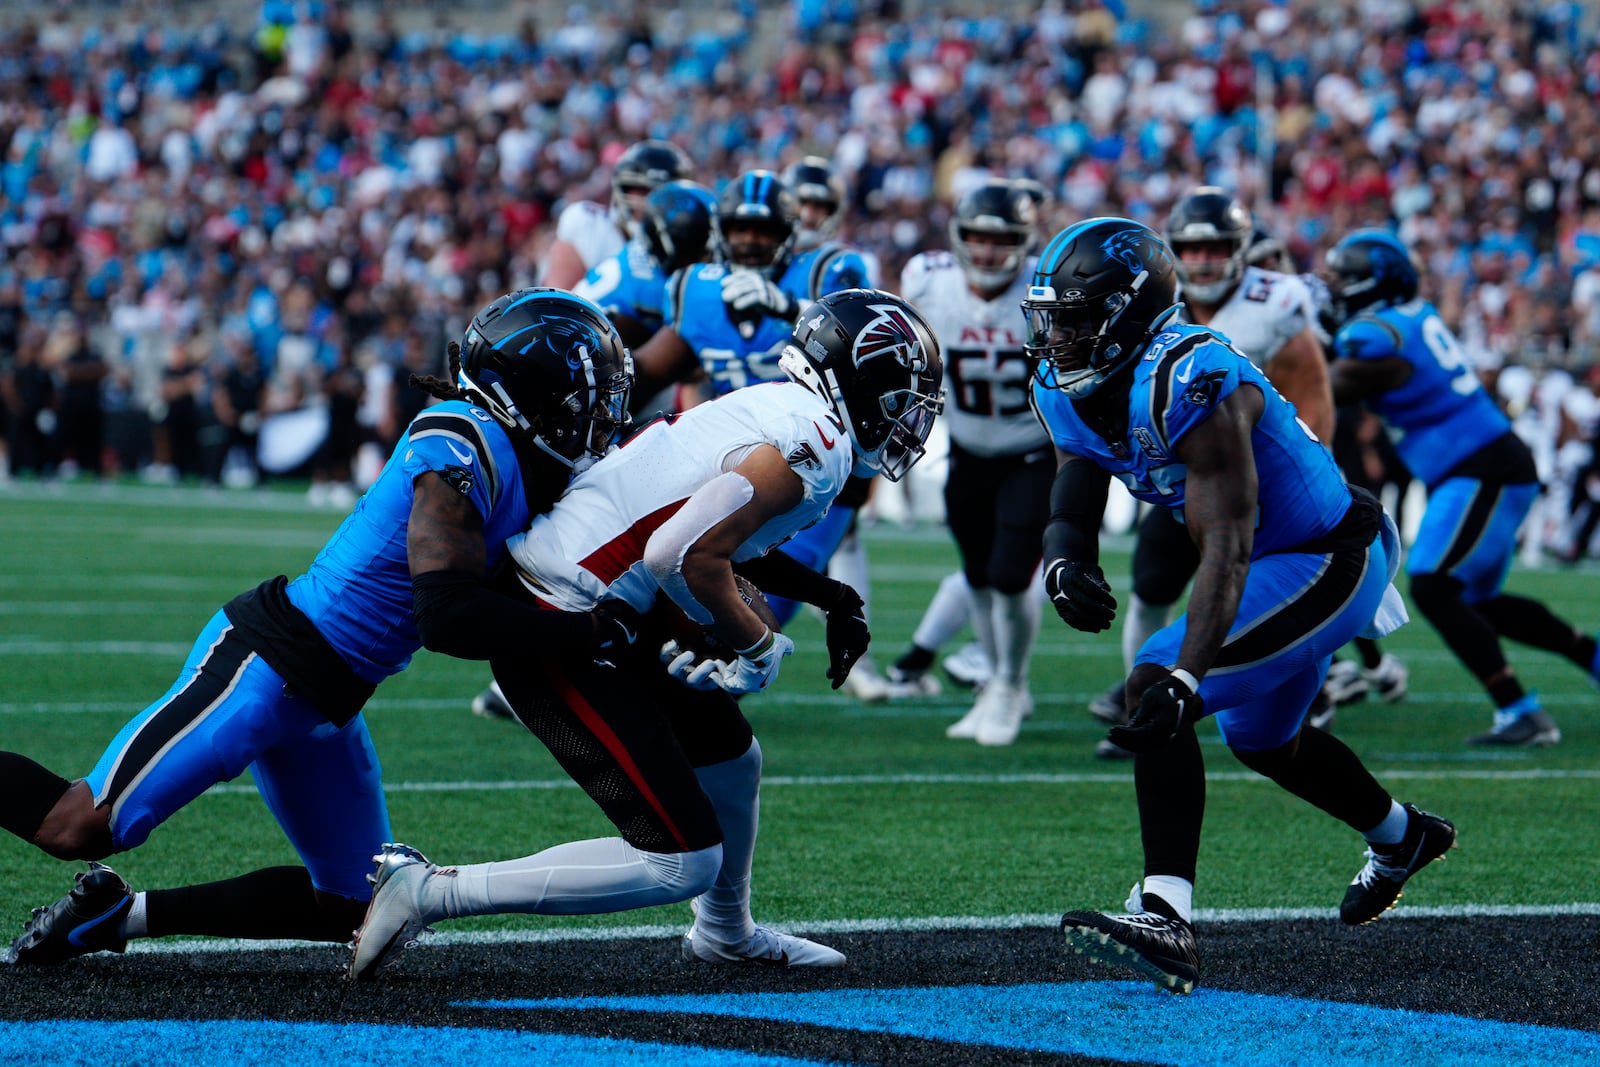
[1087, 188, 1338, 757]
[349, 289, 945, 979]
[539, 140, 694, 290]
[883, 179, 1050, 746]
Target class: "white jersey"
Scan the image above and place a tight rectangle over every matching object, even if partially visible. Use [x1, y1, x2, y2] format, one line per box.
[508, 382, 853, 613]
[549, 200, 626, 276]
[900, 251, 1049, 457]
[1189, 265, 1315, 369]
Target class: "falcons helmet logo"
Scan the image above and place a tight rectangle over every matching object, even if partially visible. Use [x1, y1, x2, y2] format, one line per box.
[853, 303, 928, 373]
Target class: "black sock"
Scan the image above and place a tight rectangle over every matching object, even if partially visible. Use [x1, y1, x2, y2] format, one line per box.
[1232, 728, 1391, 832]
[0, 752, 72, 843]
[1487, 675, 1527, 709]
[1353, 637, 1383, 671]
[145, 866, 364, 942]
[894, 645, 935, 673]
[1134, 727, 1205, 884]
[1479, 594, 1591, 666]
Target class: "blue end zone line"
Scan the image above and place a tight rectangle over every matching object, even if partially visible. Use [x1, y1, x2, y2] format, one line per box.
[459, 980, 1600, 1067]
[112, 901, 1600, 956]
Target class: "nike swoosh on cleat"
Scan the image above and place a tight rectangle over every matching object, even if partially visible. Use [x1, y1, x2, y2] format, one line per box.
[66, 904, 126, 949]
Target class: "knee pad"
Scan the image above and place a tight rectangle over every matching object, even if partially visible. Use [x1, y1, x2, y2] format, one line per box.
[642, 843, 723, 900]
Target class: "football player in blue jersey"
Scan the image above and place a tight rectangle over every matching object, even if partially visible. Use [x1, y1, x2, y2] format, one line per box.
[1, 289, 640, 964]
[574, 179, 717, 351]
[1324, 229, 1600, 747]
[632, 169, 872, 631]
[1028, 218, 1456, 994]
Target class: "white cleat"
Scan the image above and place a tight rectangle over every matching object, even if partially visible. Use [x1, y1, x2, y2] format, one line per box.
[349, 843, 445, 981]
[471, 682, 516, 720]
[884, 665, 942, 699]
[941, 641, 993, 690]
[976, 683, 1031, 747]
[682, 924, 846, 968]
[838, 661, 892, 704]
[945, 685, 992, 739]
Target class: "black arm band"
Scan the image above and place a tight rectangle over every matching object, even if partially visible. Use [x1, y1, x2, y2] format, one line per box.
[1042, 458, 1110, 565]
[412, 569, 595, 660]
[734, 550, 848, 610]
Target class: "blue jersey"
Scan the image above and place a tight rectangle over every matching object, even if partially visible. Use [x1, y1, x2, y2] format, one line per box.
[1332, 299, 1509, 486]
[1031, 324, 1353, 557]
[668, 243, 870, 397]
[573, 240, 669, 336]
[285, 400, 535, 683]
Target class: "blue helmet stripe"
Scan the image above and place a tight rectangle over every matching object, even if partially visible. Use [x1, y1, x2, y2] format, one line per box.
[758, 172, 771, 204]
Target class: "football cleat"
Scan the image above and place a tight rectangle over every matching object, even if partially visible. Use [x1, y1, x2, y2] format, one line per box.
[1465, 697, 1560, 747]
[1061, 885, 1199, 994]
[7, 862, 133, 965]
[884, 663, 942, 699]
[1087, 681, 1127, 725]
[838, 660, 892, 704]
[975, 682, 1032, 747]
[941, 641, 993, 690]
[1322, 659, 1368, 706]
[1363, 653, 1408, 703]
[682, 924, 846, 968]
[470, 682, 515, 721]
[349, 843, 445, 981]
[1340, 804, 1457, 925]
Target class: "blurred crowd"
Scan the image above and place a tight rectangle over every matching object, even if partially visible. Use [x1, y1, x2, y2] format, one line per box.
[3, 0, 1600, 549]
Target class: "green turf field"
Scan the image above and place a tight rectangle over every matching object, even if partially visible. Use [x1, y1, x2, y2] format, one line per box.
[3, 482, 1598, 940]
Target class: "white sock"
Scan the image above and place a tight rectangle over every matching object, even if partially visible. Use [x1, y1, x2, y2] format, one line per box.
[1122, 594, 1173, 674]
[1142, 875, 1194, 922]
[912, 571, 973, 651]
[691, 739, 764, 945]
[122, 891, 148, 939]
[1361, 800, 1409, 846]
[968, 586, 997, 677]
[827, 532, 871, 619]
[991, 590, 1039, 690]
[432, 838, 720, 920]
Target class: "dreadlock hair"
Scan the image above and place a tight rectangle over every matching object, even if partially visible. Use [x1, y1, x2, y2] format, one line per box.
[410, 340, 469, 403]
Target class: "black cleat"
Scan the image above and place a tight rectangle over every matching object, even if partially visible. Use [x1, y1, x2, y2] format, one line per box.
[1341, 804, 1457, 925]
[7, 862, 133, 965]
[1061, 889, 1199, 994]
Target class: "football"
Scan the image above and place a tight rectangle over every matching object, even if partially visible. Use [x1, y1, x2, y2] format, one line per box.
[661, 575, 780, 659]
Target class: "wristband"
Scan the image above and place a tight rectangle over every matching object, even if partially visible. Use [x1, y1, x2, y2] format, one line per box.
[1168, 668, 1200, 693]
[734, 628, 776, 659]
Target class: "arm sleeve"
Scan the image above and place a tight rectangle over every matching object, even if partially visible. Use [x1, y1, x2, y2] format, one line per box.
[412, 569, 596, 660]
[1041, 458, 1110, 566]
[734, 549, 848, 609]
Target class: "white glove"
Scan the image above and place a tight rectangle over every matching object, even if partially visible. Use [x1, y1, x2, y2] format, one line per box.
[710, 629, 796, 695]
[720, 271, 796, 320]
[661, 640, 722, 690]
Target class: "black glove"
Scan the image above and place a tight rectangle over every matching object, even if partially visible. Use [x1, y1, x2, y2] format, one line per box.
[824, 584, 871, 689]
[1043, 558, 1117, 633]
[591, 599, 644, 659]
[1108, 672, 1203, 753]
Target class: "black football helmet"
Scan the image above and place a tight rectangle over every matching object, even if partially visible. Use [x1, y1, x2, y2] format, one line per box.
[949, 179, 1038, 291]
[457, 288, 634, 471]
[1023, 218, 1182, 398]
[639, 180, 717, 275]
[782, 156, 847, 249]
[778, 288, 945, 482]
[1323, 229, 1420, 326]
[610, 140, 695, 229]
[1164, 187, 1252, 304]
[714, 169, 800, 276]
[1244, 225, 1295, 274]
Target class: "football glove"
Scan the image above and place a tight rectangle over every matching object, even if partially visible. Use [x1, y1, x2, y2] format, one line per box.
[590, 598, 643, 657]
[713, 628, 796, 695]
[824, 584, 871, 689]
[1044, 558, 1117, 633]
[1108, 672, 1204, 753]
[661, 640, 723, 690]
[720, 271, 796, 321]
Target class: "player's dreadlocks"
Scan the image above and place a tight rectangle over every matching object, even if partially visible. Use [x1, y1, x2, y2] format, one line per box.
[410, 340, 468, 403]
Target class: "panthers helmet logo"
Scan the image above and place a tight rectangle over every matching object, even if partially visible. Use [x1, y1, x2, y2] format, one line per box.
[527, 315, 600, 372]
[854, 303, 927, 373]
[1102, 227, 1173, 278]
